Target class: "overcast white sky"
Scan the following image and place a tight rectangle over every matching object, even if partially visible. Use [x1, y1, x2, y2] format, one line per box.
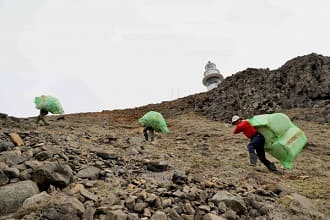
[1, 0, 330, 117]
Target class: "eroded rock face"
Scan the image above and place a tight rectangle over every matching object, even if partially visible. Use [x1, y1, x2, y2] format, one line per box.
[192, 53, 330, 122]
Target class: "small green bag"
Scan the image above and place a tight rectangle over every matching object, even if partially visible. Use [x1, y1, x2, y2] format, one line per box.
[34, 95, 64, 114]
[248, 113, 307, 169]
[138, 111, 169, 134]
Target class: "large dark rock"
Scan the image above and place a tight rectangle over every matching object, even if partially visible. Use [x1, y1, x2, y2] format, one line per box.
[76, 166, 100, 180]
[146, 161, 170, 172]
[0, 150, 26, 165]
[3, 167, 20, 178]
[0, 170, 9, 186]
[35, 151, 53, 161]
[93, 148, 118, 160]
[32, 162, 73, 190]
[0, 180, 40, 214]
[0, 141, 14, 152]
[172, 170, 188, 185]
[211, 190, 247, 214]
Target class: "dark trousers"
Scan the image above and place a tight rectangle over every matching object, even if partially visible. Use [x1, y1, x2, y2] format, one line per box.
[36, 109, 49, 125]
[143, 127, 154, 141]
[247, 133, 272, 168]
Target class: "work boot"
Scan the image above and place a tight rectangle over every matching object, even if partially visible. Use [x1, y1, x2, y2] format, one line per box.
[267, 162, 277, 172]
[249, 153, 257, 166]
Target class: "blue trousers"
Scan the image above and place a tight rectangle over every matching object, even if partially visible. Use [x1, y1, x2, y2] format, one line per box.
[247, 133, 272, 167]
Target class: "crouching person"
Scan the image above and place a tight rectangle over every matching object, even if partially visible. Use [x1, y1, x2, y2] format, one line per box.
[232, 115, 277, 172]
[139, 111, 169, 142]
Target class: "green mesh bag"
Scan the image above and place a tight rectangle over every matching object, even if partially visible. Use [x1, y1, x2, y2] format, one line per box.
[34, 95, 64, 114]
[138, 111, 169, 134]
[248, 113, 307, 169]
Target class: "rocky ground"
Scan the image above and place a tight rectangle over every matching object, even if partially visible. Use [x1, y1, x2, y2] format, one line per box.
[0, 53, 329, 219]
[0, 105, 329, 220]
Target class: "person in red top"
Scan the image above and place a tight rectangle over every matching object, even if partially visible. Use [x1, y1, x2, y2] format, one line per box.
[232, 115, 277, 172]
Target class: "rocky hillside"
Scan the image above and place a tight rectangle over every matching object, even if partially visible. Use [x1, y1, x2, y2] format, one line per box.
[190, 53, 330, 123]
[0, 54, 329, 220]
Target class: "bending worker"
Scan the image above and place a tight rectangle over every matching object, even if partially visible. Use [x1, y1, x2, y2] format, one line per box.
[232, 115, 277, 172]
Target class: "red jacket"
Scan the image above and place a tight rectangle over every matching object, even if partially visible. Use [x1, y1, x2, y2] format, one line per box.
[233, 120, 258, 138]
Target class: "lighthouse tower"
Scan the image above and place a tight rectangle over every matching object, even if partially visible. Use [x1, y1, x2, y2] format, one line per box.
[202, 61, 224, 91]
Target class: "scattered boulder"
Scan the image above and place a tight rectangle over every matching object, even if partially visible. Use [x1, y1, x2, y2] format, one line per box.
[19, 169, 33, 181]
[211, 191, 247, 214]
[76, 166, 100, 180]
[146, 161, 170, 172]
[172, 170, 188, 185]
[68, 183, 98, 202]
[8, 133, 24, 146]
[3, 167, 20, 178]
[0, 162, 8, 170]
[151, 211, 167, 220]
[21, 191, 51, 210]
[0, 150, 25, 165]
[93, 148, 118, 160]
[35, 151, 53, 161]
[287, 193, 324, 218]
[32, 162, 73, 190]
[51, 194, 85, 214]
[0, 170, 9, 186]
[41, 204, 81, 220]
[168, 208, 181, 219]
[0, 180, 39, 214]
[25, 160, 44, 170]
[0, 141, 14, 152]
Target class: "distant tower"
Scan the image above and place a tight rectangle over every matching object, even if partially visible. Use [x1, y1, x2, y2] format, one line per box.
[202, 61, 224, 91]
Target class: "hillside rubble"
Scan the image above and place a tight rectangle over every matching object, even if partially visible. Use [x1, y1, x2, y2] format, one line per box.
[0, 53, 329, 219]
[192, 53, 330, 123]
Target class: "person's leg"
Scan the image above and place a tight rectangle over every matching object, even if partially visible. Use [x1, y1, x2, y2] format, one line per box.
[247, 142, 257, 166]
[256, 147, 277, 171]
[40, 110, 49, 125]
[254, 134, 277, 171]
[143, 127, 149, 141]
[149, 128, 155, 141]
[36, 109, 43, 124]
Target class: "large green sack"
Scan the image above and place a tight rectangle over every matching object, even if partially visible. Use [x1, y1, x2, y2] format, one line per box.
[248, 113, 307, 169]
[138, 111, 169, 134]
[34, 95, 64, 114]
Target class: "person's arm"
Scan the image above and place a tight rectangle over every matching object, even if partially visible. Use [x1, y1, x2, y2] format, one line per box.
[233, 122, 243, 134]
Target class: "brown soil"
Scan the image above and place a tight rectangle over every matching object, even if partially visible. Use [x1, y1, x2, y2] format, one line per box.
[19, 104, 329, 217]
